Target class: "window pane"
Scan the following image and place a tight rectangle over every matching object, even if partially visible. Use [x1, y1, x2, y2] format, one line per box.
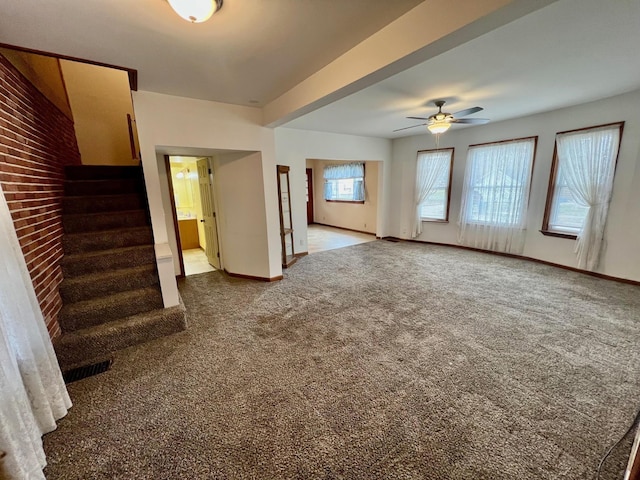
[324, 177, 364, 201]
[549, 185, 588, 232]
[461, 139, 535, 227]
[546, 124, 622, 235]
[421, 187, 446, 219]
[417, 149, 452, 220]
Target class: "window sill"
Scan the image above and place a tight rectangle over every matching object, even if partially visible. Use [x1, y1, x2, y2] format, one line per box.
[421, 219, 449, 223]
[540, 229, 577, 240]
[325, 200, 365, 204]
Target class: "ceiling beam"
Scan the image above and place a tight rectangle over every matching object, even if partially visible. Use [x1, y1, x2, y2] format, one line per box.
[263, 0, 559, 128]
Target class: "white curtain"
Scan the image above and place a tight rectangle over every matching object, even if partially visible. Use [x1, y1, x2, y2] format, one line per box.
[322, 162, 364, 180]
[0, 185, 71, 480]
[411, 150, 451, 238]
[556, 125, 621, 270]
[458, 138, 535, 254]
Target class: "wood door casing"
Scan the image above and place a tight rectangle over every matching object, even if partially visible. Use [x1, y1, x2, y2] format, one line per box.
[306, 168, 314, 224]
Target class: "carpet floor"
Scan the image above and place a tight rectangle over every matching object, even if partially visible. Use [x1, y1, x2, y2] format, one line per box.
[43, 240, 640, 479]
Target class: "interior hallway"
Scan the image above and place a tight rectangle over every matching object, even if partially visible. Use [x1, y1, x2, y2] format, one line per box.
[307, 224, 376, 254]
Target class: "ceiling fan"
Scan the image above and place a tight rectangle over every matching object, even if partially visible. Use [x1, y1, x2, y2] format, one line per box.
[394, 100, 490, 134]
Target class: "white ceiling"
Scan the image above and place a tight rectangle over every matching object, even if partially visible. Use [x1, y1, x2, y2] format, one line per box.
[0, 0, 421, 107]
[283, 0, 640, 138]
[1, 0, 638, 139]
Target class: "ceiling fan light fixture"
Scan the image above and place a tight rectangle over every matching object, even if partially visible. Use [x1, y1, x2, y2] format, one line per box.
[427, 122, 451, 134]
[167, 0, 223, 23]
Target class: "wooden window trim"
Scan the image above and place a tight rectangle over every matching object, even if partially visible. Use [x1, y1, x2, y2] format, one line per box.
[325, 199, 365, 204]
[540, 229, 577, 240]
[468, 135, 539, 149]
[417, 147, 454, 223]
[541, 122, 625, 238]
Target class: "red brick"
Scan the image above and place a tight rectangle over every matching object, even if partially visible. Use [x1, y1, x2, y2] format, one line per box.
[0, 53, 81, 339]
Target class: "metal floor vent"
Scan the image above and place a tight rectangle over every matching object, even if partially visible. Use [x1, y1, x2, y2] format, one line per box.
[385, 237, 400, 243]
[63, 358, 113, 384]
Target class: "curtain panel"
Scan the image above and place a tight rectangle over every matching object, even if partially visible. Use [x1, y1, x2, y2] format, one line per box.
[556, 125, 621, 270]
[411, 150, 451, 238]
[0, 185, 71, 480]
[322, 163, 364, 180]
[458, 138, 536, 254]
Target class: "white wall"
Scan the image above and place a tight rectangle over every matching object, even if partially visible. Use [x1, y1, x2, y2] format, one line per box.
[390, 89, 640, 281]
[273, 128, 392, 252]
[61, 60, 138, 166]
[132, 91, 282, 303]
[213, 151, 271, 278]
[309, 159, 379, 234]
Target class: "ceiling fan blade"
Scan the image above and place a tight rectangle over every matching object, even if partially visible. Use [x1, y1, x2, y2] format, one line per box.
[407, 116, 429, 121]
[453, 106, 483, 118]
[393, 123, 426, 132]
[451, 118, 490, 124]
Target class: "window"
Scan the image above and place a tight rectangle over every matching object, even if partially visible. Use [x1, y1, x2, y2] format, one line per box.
[458, 137, 537, 254]
[461, 138, 536, 225]
[417, 148, 453, 222]
[323, 162, 365, 203]
[542, 122, 624, 238]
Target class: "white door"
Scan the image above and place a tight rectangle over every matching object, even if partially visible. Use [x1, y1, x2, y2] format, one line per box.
[197, 158, 220, 269]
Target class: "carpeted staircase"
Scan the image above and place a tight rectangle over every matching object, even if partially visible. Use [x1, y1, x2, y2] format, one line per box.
[54, 165, 186, 369]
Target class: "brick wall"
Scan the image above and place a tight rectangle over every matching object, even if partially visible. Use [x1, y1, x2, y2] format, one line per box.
[0, 53, 81, 339]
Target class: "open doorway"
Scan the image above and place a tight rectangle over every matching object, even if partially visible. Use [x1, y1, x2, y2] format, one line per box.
[305, 159, 378, 254]
[165, 155, 221, 276]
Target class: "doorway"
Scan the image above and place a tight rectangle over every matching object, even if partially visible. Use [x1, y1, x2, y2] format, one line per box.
[165, 155, 221, 277]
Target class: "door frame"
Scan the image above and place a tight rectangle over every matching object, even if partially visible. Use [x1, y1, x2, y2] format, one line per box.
[164, 155, 223, 277]
[306, 167, 314, 225]
[164, 155, 186, 278]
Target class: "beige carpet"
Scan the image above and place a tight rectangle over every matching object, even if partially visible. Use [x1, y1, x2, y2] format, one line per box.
[43, 240, 640, 479]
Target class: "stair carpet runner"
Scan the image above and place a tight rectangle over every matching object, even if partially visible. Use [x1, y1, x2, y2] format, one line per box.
[54, 165, 186, 369]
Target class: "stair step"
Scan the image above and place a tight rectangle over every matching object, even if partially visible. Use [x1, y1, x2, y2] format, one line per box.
[54, 301, 187, 369]
[59, 287, 164, 333]
[63, 209, 149, 233]
[62, 244, 156, 277]
[65, 178, 142, 197]
[64, 165, 141, 181]
[62, 194, 145, 215]
[63, 226, 153, 254]
[60, 264, 159, 303]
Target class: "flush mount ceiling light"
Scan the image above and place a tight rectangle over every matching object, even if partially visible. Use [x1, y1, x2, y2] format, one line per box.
[167, 0, 223, 23]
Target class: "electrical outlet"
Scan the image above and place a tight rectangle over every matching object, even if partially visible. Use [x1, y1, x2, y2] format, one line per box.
[364, 223, 367, 228]
[299, 239, 303, 246]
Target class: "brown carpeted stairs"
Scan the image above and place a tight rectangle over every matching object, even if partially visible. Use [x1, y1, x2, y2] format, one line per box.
[54, 165, 186, 369]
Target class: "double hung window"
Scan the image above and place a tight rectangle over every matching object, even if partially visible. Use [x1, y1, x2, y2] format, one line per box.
[417, 148, 454, 222]
[458, 137, 537, 253]
[541, 122, 624, 270]
[542, 123, 623, 238]
[323, 163, 365, 203]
